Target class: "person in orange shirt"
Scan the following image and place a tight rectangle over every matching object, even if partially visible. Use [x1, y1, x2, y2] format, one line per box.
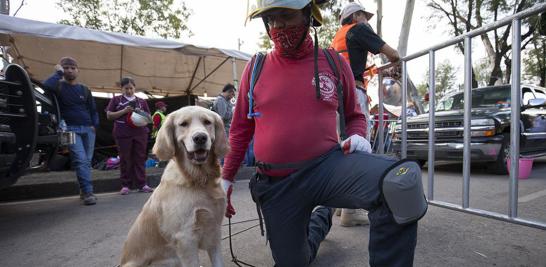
[331, 2, 400, 227]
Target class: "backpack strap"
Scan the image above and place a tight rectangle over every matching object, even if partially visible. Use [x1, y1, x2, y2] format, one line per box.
[82, 85, 91, 102]
[81, 85, 93, 110]
[322, 48, 347, 140]
[245, 49, 346, 141]
[247, 52, 266, 119]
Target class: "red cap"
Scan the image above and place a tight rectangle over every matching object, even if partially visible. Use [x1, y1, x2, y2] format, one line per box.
[155, 101, 167, 109]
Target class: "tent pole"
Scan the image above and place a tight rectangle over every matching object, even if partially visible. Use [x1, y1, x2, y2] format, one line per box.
[191, 57, 230, 91]
[119, 45, 124, 82]
[186, 57, 202, 91]
[186, 89, 191, 105]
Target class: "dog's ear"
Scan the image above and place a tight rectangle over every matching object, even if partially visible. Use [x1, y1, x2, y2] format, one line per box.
[153, 113, 175, 160]
[213, 113, 229, 158]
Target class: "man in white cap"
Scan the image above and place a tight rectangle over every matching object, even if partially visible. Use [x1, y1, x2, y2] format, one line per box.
[331, 2, 400, 227]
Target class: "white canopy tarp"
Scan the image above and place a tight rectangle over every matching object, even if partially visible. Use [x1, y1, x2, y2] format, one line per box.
[0, 14, 252, 96]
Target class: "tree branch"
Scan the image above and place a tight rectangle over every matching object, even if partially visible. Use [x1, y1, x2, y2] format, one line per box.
[466, 0, 472, 32]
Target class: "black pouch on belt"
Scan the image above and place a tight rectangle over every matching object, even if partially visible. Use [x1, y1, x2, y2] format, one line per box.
[249, 173, 265, 236]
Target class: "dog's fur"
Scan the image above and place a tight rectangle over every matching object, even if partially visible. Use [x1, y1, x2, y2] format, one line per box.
[120, 106, 228, 267]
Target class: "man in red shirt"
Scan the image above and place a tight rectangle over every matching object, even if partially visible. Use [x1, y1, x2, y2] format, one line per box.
[221, 1, 421, 266]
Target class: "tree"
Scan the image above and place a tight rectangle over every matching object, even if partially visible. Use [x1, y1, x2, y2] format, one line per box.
[376, 0, 383, 37]
[57, 0, 192, 39]
[397, 0, 415, 57]
[523, 32, 546, 86]
[416, 60, 459, 105]
[426, 0, 542, 86]
[257, 31, 273, 51]
[474, 58, 494, 86]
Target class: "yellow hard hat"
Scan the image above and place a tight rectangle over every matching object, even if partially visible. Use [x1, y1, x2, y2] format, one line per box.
[248, 0, 324, 26]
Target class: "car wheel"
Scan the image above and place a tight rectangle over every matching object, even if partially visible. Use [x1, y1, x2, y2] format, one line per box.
[488, 134, 509, 175]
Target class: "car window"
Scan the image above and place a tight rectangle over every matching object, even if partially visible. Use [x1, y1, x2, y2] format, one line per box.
[436, 87, 512, 111]
[522, 88, 535, 105]
[534, 89, 546, 99]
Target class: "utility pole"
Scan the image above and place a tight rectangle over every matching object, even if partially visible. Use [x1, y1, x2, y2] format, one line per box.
[376, 0, 383, 38]
[0, 0, 9, 15]
[0, 0, 9, 70]
[237, 38, 243, 51]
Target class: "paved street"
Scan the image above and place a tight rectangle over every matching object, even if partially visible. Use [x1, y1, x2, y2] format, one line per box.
[0, 159, 545, 267]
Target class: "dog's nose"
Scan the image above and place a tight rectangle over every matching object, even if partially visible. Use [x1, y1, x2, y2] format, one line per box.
[192, 133, 208, 145]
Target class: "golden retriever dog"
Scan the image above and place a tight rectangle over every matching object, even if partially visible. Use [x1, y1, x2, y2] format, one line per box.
[120, 106, 228, 267]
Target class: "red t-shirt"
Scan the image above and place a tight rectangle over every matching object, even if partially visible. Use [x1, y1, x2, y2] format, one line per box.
[153, 113, 162, 129]
[222, 49, 366, 181]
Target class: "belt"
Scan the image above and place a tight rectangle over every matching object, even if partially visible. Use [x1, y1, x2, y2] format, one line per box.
[256, 145, 341, 172]
[255, 159, 313, 171]
[256, 173, 287, 183]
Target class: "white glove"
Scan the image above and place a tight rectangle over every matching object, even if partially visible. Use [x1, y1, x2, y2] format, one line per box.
[341, 134, 372, 154]
[221, 179, 236, 218]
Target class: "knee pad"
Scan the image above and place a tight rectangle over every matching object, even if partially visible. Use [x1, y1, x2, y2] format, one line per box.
[380, 159, 427, 225]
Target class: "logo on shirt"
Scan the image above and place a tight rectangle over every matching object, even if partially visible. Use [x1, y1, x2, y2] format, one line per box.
[312, 72, 337, 102]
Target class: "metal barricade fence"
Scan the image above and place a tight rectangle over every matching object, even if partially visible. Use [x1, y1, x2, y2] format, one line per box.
[370, 117, 398, 154]
[373, 3, 546, 230]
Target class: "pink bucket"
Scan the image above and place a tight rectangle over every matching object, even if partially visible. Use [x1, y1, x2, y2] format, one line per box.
[506, 158, 534, 179]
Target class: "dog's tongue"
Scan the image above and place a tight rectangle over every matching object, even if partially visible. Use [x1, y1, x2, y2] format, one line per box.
[192, 150, 208, 162]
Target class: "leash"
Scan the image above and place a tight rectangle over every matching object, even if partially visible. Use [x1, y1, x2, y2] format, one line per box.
[227, 217, 259, 267]
[222, 218, 259, 226]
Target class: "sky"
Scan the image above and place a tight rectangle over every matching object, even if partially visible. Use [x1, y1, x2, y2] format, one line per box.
[9, 0, 472, 86]
[11, 0, 452, 53]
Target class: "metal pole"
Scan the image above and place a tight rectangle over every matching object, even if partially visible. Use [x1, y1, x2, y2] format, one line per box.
[428, 50, 436, 200]
[462, 37, 472, 209]
[231, 57, 239, 90]
[429, 200, 546, 230]
[509, 19, 521, 218]
[378, 72, 384, 154]
[0, 0, 9, 15]
[401, 61, 408, 158]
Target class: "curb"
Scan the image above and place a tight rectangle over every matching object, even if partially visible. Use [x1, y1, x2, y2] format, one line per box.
[0, 166, 256, 202]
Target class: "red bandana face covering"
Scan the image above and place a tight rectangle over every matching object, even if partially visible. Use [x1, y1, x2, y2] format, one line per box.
[270, 24, 314, 59]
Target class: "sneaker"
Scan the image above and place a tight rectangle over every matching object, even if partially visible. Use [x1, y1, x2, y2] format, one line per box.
[139, 185, 154, 193]
[82, 193, 97, 206]
[340, 209, 369, 227]
[120, 187, 130, 195]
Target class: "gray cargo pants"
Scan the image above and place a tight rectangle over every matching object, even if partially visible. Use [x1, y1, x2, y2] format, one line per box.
[250, 146, 418, 267]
